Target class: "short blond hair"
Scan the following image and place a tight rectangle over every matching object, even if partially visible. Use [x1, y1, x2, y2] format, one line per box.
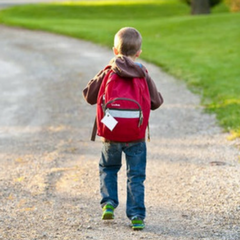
[114, 27, 142, 56]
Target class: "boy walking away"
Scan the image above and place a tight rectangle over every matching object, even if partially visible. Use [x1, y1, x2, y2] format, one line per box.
[82, 27, 163, 230]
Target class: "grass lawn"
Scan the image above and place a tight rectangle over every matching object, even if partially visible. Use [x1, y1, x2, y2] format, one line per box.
[0, 0, 239, 138]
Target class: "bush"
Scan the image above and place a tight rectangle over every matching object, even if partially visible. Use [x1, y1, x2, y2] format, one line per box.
[226, 0, 240, 12]
[181, 0, 223, 7]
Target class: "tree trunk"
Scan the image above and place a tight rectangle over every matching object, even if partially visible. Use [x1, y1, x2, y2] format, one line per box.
[191, 0, 211, 15]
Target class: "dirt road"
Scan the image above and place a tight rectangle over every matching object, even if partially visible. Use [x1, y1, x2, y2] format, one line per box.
[0, 26, 239, 240]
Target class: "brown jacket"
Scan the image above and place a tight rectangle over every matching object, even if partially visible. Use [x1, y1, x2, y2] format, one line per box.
[82, 55, 163, 110]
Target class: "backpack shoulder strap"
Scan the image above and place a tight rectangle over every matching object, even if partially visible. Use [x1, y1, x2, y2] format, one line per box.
[91, 117, 97, 141]
[90, 69, 113, 141]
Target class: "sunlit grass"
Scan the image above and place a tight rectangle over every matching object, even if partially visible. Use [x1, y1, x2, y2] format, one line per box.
[0, 0, 239, 137]
[62, 0, 170, 5]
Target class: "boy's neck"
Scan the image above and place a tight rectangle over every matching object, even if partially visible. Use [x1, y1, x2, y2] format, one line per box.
[117, 54, 136, 62]
[128, 55, 137, 61]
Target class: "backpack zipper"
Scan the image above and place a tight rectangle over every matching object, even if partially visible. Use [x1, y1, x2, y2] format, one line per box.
[104, 97, 143, 127]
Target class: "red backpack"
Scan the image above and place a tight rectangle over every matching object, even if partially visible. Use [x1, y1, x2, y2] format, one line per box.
[95, 69, 151, 142]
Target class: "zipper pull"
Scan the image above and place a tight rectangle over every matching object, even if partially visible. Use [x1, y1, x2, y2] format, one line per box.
[138, 111, 143, 127]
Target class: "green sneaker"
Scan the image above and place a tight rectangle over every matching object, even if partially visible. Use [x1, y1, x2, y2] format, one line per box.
[102, 203, 114, 220]
[131, 216, 145, 230]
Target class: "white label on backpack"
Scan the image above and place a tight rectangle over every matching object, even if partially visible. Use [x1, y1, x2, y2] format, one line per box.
[101, 112, 118, 131]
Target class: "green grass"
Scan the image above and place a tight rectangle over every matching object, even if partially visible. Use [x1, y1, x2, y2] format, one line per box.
[0, 0, 239, 138]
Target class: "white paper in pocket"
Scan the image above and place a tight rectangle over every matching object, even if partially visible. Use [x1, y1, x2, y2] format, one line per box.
[101, 112, 118, 131]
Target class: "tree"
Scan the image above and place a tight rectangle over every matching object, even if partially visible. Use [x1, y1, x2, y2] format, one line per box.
[191, 0, 210, 14]
[180, 0, 223, 15]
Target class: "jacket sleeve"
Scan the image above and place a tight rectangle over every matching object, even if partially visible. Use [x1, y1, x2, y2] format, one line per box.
[146, 74, 164, 110]
[82, 66, 110, 105]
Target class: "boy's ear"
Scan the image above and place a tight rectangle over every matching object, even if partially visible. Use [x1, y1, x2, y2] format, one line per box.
[136, 49, 142, 58]
[113, 47, 119, 55]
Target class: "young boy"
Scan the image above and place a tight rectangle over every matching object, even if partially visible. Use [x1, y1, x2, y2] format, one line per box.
[82, 27, 163, 230]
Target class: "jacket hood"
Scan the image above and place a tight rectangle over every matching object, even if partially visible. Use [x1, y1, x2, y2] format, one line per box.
[110, 55, 146, 78]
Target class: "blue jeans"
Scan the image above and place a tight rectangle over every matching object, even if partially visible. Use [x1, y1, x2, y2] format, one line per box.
[99, 141, 147, 220]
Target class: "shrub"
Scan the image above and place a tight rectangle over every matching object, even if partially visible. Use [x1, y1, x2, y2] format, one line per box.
[226, 0, 240, 12]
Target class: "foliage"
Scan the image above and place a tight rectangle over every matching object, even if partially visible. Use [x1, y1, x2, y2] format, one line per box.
[0, 0, 239, 136]
[226, 0, 240, 12]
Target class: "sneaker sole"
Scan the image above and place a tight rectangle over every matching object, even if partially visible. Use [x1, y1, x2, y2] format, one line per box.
[102, 212, 114, 220]
[132, 225, 144, 230]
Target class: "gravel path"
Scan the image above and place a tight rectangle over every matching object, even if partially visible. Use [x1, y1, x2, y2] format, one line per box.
[0, 25, 239, 240]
